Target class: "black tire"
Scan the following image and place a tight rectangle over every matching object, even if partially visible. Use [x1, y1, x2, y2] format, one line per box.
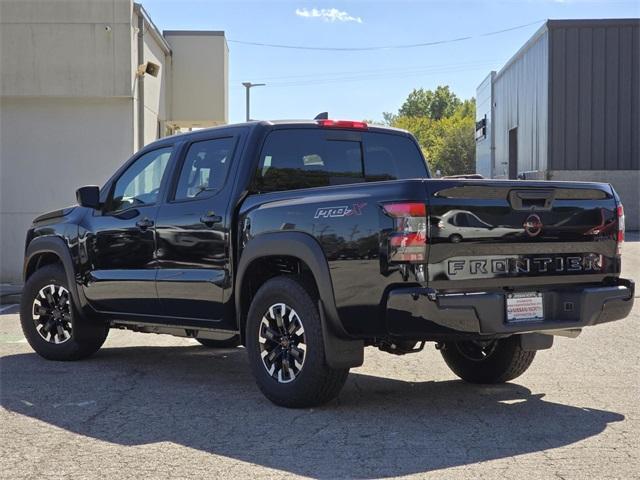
[20, 264, 108, 361]
[246, 276, 349, 408]
[196, 335, 241, 348]
[440, 336, 536, 384]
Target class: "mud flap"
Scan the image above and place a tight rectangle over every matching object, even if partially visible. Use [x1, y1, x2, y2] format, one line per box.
[318, 300, 364, 369]
[519, 333, 554, 351]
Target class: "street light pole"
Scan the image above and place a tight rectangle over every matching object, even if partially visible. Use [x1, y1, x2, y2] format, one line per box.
[242, 82, 266, 121]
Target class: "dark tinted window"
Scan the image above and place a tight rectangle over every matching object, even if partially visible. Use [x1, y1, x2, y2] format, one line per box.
[364, 132, 428, 182]
[256, 130, 363, 192]
[451, 213, 466, 227]
[466, 213, 490, 228]
[174, 137, 235, 200]
[255, 128, 428, 193]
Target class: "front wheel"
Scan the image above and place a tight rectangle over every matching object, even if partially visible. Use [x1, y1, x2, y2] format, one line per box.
[245, 276, 349, 408]
[440, 336, 536, 384]
[20, 264, 108, 361]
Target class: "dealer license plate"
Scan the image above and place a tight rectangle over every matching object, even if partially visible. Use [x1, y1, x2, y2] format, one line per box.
[506, 292, 544, 323]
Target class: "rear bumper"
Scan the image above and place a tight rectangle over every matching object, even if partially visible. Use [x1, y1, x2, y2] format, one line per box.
[385, 278, 634, 337]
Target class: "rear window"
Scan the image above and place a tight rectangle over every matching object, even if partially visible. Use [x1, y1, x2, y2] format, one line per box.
[255, 129, 428, 193]
[364, 133, 428, 182]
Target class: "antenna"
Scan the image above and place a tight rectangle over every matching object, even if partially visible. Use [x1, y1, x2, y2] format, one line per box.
[314, 112, 329, 120]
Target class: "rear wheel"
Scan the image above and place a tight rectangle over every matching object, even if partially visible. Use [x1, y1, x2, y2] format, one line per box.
[196, 335, 241, 348]
[246, 276, 349, 408]
[20, 264, 108, 361]
[440, 336, 535, 384]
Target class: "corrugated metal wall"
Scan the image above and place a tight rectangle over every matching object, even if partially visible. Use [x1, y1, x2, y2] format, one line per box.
[548, 19, 640, 171]
[492, 28, 549, 178]
[475, 72, 494, 177]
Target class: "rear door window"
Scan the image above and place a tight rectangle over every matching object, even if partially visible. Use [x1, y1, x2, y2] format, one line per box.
[173, 137, 235, 201]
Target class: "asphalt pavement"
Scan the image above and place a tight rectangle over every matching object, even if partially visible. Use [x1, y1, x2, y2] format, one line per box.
[1, 238, 638, 479]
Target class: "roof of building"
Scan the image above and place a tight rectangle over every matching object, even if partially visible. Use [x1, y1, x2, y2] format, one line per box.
[494, 18, 640, 81]
[163, 30, 225, 36]
[133, 3, 172, 55]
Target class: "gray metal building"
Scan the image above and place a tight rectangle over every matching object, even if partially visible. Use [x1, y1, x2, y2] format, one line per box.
[476, 18, 639, 229]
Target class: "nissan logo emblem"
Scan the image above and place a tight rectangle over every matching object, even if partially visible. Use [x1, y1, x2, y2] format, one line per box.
[524, 213, 543, 237]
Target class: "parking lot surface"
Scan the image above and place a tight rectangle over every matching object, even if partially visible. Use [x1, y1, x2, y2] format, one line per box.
[1, 238, 638, 479]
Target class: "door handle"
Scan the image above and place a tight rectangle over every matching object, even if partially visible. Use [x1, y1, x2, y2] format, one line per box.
[508, 189, 555, 211]
[136, 217, 154, 230]
[200, 212, 222, 226]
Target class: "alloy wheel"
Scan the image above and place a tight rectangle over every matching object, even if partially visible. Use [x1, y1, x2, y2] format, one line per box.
[258, 303, 307, 383]
[455, 340, 498, 362]
[32, 284, 73, 344]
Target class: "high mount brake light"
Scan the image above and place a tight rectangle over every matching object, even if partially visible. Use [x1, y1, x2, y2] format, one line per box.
[317, 119, 368, 129]
[616, 204, 625, 256]
[383, 202, 427, 263]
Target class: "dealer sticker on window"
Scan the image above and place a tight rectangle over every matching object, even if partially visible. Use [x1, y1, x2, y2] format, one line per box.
[506, 292, 544, 323]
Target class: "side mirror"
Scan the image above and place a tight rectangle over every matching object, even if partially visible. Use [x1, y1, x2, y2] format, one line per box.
[76, 186, 100, 209]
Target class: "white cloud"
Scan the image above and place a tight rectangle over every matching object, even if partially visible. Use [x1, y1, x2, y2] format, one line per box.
[295, 8, 363, 24]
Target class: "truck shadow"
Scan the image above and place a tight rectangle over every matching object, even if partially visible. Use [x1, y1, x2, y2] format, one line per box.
[0, 345, 624, 478]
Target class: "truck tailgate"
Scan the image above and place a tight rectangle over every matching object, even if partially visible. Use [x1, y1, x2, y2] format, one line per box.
[425, 180, 621, 290]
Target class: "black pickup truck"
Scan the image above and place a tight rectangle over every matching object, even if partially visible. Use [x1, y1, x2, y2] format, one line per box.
[21, 119, 634, 407]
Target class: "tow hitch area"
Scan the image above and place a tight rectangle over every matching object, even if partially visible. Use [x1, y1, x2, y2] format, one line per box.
[377, 340, 426, 355]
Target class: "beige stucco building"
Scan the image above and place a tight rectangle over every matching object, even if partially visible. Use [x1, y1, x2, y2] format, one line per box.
[0, 0, 228, 282]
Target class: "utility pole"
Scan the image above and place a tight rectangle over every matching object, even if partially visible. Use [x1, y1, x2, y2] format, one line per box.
[242, 82, 266, 121]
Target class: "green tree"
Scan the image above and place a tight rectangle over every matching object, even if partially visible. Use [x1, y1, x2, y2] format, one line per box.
[398, 86, 462, 120]
[388, 90, 476, 175]
[428, 110, 476, 176]
[381, 111, 397, 126]
[393, 115, 438, 157]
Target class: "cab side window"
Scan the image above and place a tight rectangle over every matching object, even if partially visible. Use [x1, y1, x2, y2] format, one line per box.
[174, 137, 235, 200]
[108, 147, 172, 213]
[256, 130, 363, 193]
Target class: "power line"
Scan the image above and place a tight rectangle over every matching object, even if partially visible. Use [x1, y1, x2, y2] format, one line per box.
[232, 59, 500, 82]
[228, 19, 545, 52]
[268, 65, 496, 88]
[269, 65, 493, 87]
[230, 61, 498, 89]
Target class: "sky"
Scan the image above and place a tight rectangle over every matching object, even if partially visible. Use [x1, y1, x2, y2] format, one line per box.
[142, 0, 640, 124]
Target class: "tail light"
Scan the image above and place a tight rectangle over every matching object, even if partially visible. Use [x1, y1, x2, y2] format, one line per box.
[616, 204, 625, 256]
[383, 202, 427, 262]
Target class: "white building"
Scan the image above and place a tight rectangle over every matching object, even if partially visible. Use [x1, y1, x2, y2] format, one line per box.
[0, 0, 229, 282]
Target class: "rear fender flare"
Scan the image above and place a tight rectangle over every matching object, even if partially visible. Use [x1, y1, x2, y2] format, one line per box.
[235, 231, 363, 369]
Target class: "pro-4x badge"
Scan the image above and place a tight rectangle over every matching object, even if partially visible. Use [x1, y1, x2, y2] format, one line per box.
[314, 203, 367, 219]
